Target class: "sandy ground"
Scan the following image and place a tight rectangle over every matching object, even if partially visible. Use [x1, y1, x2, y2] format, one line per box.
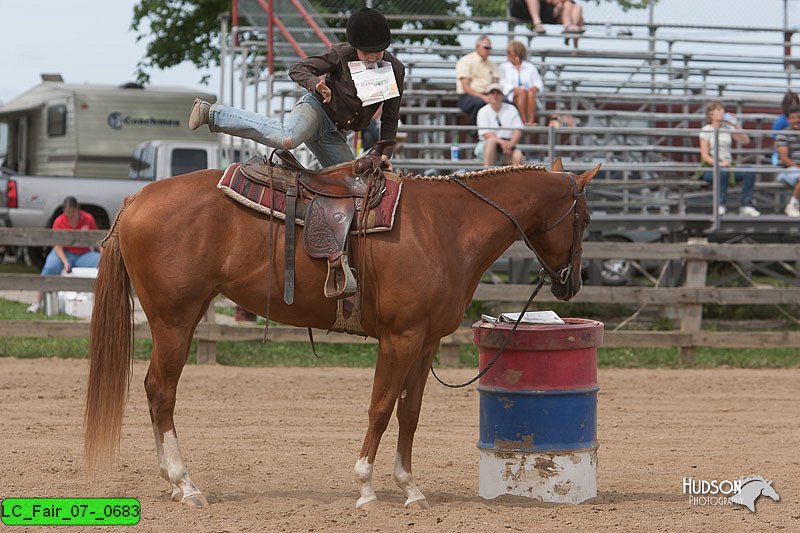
[0, 358, 798, 532]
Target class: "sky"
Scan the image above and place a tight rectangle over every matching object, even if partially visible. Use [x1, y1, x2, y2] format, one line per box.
[1, 0, 799, 106]
[0, 0, 218, 104]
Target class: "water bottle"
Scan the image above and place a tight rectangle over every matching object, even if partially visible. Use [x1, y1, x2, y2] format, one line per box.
[450, 145, 460, 160]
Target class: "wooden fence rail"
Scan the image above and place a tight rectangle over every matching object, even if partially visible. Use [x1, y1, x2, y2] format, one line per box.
[2, 228, 799, 364]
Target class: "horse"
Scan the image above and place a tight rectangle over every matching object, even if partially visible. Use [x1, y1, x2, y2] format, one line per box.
[730, 476, 780, 512]
[84, 156, 598, 510]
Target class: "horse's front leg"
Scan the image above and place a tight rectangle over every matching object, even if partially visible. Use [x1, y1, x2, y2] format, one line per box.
[392, 340, 439, 510]
[354, 333, 422, 509]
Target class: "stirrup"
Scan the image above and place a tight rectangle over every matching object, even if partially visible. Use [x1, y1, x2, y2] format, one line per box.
[324, 255, 357, 299]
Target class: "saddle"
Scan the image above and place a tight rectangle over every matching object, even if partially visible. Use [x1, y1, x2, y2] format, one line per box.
[239, 141, 393, 304]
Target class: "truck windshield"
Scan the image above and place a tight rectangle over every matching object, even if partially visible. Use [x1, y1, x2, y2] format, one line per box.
[171, 148, 208, 176]
[129, 143, 157, 180]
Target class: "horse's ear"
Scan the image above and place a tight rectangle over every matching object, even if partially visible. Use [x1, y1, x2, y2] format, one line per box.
[551, 158, 564, 172]
[576, 163, 601, 189]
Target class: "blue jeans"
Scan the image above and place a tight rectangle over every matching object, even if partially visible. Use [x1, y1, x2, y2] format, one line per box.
[701, 167, 755, 207]
[777, 167, 800, 187]
[209, 93, 355, 167]
[41, 250, 100, 276]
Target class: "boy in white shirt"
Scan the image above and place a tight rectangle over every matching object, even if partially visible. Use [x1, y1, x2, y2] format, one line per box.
[475, 83, 524, 167]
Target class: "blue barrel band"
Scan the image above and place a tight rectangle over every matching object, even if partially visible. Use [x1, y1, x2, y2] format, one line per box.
[478, 390, 597, 451]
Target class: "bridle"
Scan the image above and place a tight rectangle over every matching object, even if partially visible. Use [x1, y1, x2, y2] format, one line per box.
[450, 172, 585, 288]
[431, 172, 587, 389]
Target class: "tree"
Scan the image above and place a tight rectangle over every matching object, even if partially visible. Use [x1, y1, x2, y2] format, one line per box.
[131, 0, 656, 84]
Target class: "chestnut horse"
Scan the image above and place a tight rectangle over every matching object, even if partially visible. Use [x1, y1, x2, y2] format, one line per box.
[84, 158, 597, 510]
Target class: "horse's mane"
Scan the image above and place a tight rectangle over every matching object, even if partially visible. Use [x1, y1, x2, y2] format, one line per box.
[399, 164, 549, 182]
[739, 475, 768, 486]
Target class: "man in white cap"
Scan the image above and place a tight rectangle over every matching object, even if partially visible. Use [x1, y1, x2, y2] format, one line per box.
[188, 7, 404, 167]
[474, 83, 524, 167]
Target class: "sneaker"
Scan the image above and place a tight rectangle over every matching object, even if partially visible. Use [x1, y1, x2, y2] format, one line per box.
[739, 206, 761, 217]
[786, 202, 800, 217]
[26, 302, 41, 313]
[188, 98, 211, 130]
[717, 205, 727, 215]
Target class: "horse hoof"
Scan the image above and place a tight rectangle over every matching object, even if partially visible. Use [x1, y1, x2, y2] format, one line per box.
[405, 498, 430, 510]
[170, 488, 182, 502]
[181, 493, 209, 508]
[356, 496, 379, 511]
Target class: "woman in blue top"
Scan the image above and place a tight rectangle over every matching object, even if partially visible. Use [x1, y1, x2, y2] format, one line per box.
[772, 91, 799, 165]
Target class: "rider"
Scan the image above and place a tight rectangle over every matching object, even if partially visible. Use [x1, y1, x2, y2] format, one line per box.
[188, 7, 404, 169]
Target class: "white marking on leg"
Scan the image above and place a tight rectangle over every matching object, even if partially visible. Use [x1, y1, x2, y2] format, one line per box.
[159, 430, 205, 504]
[394, 451, 427, 507]
[151, 423, 182, 499]
[354, 456, 377, 508]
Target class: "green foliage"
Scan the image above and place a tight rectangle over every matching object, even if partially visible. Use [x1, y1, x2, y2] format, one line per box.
[131, 0, 229, 84]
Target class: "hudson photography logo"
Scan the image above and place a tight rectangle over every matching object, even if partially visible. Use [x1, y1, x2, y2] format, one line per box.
[682, 476, 780, 512]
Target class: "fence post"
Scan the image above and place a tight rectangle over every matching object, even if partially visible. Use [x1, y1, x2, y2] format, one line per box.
[679, 237, 708, 363]
[196, 305, 217, 364]
[439, 344, 461, 368]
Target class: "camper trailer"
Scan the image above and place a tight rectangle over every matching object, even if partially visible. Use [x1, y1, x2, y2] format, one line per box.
[0, 79, 217, 178]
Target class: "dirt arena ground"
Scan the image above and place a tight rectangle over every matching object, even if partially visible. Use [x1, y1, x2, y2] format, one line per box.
[0, 358, 797, 532]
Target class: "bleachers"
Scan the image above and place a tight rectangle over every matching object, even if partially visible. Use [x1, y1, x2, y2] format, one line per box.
[223, 10, 800, 227]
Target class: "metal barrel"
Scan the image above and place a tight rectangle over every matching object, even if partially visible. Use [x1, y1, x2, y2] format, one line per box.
[474, 318, 603, 503]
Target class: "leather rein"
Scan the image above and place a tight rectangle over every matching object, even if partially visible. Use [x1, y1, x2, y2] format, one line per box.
[431, 173, 585, 389]
[452, 172, 584, 286]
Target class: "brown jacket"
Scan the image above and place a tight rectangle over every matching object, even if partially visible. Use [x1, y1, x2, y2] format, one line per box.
[289, 43, 404, 145]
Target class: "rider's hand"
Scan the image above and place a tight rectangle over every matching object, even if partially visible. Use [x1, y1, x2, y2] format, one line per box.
[315, 81, 332, 104]
[380, 154, 393, 172]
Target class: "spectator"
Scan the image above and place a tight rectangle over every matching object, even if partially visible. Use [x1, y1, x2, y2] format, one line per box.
[475, 83, 524, 167]
[27, 197, 100, 313]
[771, 91, 799, 165]
[774, 105, 800, 217]
[189, 7, 403, 168]
[510, 1, 585, 40]
[698, 101, 760, 217]
[499, 40, 544, 125]
[455, 36, 499, 125]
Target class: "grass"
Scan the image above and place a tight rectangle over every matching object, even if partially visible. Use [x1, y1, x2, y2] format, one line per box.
[0, 296, 798, 369]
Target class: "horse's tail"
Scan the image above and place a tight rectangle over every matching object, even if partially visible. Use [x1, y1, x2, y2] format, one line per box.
[84, 213, 134, 472]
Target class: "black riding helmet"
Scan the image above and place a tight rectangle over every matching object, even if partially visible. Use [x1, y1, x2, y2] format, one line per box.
[346, 7, 391, 53]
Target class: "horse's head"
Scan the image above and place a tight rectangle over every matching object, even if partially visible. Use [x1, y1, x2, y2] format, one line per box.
[532, 160, 598, 301]
[760, 479, 780, 502]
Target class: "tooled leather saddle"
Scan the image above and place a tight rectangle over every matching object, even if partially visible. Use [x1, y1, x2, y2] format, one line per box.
[238, 141, 393, 304]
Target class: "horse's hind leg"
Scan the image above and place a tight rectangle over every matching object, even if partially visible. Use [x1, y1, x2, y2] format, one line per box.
[393, 340, 439, 510]
[144, 298, 214, 508]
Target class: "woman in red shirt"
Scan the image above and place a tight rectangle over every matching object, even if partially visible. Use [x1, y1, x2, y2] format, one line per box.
[27, 197, 100, 313]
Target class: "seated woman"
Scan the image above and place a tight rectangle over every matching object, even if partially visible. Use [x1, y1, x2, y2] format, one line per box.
[512, 0, 585, 37]
[698, 101, 760, 217]
[499, 40, 544, 125]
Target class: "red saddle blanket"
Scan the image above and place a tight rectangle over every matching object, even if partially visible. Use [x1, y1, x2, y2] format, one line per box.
[217, 162, 402, 233]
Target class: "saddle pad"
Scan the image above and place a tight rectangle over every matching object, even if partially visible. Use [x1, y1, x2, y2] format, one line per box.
[217, 162, 402, 233]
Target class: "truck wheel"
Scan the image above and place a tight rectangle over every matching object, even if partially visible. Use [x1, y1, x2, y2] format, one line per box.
[26, 246, 49, 270]
[596, 236, 634, 286]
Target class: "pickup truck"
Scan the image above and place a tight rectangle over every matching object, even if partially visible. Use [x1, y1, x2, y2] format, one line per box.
[1, 139, 220, 264]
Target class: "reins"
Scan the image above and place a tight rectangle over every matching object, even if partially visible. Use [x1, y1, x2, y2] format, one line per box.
[430, 173, 584, 389]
